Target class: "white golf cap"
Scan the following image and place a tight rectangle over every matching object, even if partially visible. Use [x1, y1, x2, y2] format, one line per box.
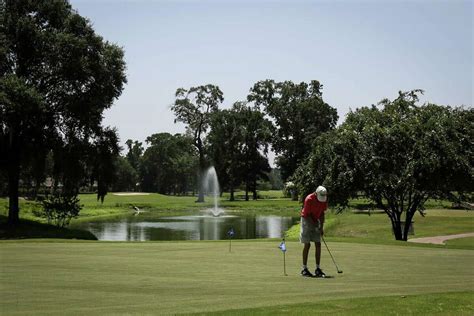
[315, 186, 327, 202]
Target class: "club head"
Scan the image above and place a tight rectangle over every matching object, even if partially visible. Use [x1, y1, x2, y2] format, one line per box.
[337, 270, 343, 274]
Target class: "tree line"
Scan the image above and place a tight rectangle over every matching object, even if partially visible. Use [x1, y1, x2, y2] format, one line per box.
[113, 81, 333, 200]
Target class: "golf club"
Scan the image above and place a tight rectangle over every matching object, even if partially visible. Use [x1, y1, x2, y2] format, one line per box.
[322, 236, 343, 274]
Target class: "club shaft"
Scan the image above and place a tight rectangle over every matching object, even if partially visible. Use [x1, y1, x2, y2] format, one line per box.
[322, 236, 341, 272]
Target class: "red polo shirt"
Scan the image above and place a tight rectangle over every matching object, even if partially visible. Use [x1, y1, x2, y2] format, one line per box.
[300, 192, 328, 223]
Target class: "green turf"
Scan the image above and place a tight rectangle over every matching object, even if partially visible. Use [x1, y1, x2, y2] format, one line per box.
[196, 291, 474, 315]
[445, 237, 474, 248]
[0, 215, 97, 240]
[1, 240, 473, 315]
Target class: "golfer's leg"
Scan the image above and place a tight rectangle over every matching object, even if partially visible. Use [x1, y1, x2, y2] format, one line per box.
[315, 242, 321, 266]
[302, 243, 311, 266]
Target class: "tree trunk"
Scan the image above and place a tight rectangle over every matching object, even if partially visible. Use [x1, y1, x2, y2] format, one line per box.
[393, 214, 404, 241]
[7, 154, 20, 226]
[196, 168, 205, 202]
[229, 181, 235, 201]
[403, 205, 417, 241]
[196, 140, 205, 203]
[392, 221, 403, 240]
[386, 208, 403, 241]
[252, 179, 257, 200]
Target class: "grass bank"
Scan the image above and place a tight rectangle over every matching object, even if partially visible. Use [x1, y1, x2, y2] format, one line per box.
[0, 215, 97, 240]
[284, 209, 474, 249]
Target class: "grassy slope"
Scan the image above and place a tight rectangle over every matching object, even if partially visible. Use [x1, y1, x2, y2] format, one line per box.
[1, 240, 473, 315]
[0, 215, 97, 240]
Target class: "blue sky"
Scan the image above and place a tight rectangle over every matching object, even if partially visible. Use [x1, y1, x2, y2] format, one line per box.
[70, 0, 472, 158]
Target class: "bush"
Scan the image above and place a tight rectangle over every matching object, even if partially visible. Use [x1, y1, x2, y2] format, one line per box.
[36, 195, 82, 227]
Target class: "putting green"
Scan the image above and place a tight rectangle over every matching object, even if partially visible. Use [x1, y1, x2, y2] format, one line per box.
[1, 240, 473, 314]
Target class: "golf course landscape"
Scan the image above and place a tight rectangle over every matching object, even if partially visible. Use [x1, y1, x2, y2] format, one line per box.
[1, 192, 473, 315]
[2, 1, 473, 315]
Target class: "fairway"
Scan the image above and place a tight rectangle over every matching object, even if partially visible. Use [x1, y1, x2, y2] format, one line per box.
[1, 240, 473, 315]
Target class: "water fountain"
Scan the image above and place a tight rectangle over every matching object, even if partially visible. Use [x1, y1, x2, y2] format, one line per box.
[202, 166, 224, 217]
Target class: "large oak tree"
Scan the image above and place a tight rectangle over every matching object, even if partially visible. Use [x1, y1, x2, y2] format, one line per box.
[294, 91, 473, 240]
[0, 0, 127, 224]
[247, 80, 338, 185]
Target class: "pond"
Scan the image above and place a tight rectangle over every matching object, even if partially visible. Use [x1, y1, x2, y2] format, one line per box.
[74, 214, 299, 241]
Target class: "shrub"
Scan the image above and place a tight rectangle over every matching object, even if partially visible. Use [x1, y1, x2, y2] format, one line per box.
[37, 195, 82, 227]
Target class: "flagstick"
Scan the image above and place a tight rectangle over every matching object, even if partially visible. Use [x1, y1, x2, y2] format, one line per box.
[283, 251, 287, 276]
[229, 237, 231, 253]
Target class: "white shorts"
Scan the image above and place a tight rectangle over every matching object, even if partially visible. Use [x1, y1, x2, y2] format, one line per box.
[299, 217, 321, 243]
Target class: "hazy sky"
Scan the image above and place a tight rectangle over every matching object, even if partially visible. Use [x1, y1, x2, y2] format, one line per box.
[70, 0, 473, 158]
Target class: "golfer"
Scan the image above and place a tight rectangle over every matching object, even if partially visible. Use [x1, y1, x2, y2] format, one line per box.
[300, 185, 328, 277]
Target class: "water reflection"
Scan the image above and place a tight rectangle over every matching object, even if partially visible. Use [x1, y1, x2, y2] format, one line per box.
[76, 215, 298, 241]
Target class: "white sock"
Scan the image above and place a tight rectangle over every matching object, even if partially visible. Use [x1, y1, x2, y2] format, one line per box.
[302, 265, 307, 270]
[316, 264, 320, 269]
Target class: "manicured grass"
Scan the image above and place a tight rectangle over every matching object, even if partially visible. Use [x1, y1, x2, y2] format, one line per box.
[1, 240, 473, 315]
[198, 291, 474, 315]
[446, 237, 474, 248]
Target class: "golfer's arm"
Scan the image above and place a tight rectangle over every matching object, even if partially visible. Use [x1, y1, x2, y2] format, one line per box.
[320, 213, 325, 230]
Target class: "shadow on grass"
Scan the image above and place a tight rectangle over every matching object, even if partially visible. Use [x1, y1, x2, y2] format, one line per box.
[0, 215, 97, 240]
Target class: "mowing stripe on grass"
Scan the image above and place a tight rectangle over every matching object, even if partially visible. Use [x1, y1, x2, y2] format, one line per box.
[192, 291, 474, 315]
[1, 240, 473, 315]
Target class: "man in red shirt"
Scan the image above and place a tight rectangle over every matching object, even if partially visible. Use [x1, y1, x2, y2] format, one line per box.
[300, 185, 328, 277]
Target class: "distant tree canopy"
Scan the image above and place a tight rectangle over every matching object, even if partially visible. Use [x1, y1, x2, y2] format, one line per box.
[207, 102, 271, 201]
[248, 80, 338, 183]
[112, 156, 138, 192]
[207, 103, 246, 200]
[294, 90, 474, 241]
[171, 85, 223, 202]
[0, 0, 127, 224]
[125, 139, 144, 172]
[140, 133, 197, 195]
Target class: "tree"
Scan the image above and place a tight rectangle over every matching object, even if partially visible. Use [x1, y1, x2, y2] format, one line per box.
[207, 102, 272, 201]
[140, 133, 197, 195]
[0, 0, 127, 224]
[171, 85, 223, 202]
[207, 103, 246, 201]
[238, 103, 272, 200]
[125, 139, 143, 173]
[294, 91, 474, 241]
[112, 156, 138, 192]
[247, 80, 338, 185]
[91, 128, 120, 203]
